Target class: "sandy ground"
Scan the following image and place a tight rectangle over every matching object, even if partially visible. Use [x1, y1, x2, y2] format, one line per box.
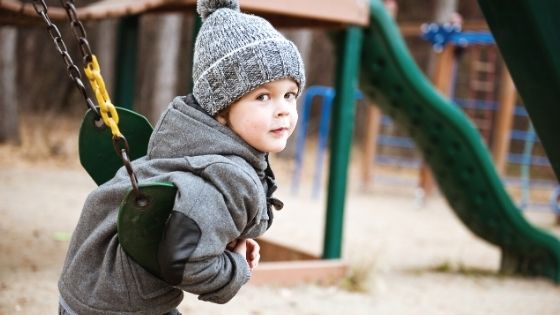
[1, 117, 559, 314]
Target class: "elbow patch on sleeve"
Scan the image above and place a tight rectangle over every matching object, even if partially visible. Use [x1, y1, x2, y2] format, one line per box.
[158, 211, 201, 285]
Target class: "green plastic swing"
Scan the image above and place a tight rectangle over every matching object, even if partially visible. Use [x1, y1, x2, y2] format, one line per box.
[34, 0, 178, 280]
[79, 107, 177, 280]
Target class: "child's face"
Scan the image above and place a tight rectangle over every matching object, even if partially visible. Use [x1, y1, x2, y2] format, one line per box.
[217, 79, 299, 153]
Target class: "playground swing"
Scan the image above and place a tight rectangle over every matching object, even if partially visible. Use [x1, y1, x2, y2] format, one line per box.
[33, 0, 177, 280]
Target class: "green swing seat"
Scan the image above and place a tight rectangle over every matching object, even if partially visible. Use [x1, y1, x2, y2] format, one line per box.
[79, 107, 177, 279]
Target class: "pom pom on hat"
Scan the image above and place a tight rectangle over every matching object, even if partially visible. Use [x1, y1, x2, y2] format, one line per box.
[197, 0, 240, 21]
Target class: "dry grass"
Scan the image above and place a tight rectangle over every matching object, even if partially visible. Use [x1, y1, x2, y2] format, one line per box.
[339, 258, 378, 293]
[0, 112, 82, 168]
[419, 261, 502, 278]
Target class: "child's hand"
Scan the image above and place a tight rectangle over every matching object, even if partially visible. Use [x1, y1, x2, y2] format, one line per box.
[230, 239, 246, 257]
[229, 238, 261, 271]
[245, 239, 260, 271]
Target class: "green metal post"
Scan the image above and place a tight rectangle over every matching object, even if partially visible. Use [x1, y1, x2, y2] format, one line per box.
[188, 15, 202, 93]
[114, 15, 139, 110]
[322, 27, 363, 259]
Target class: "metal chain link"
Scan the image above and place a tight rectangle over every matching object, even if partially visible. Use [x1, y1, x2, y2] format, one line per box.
[58, 0, 94, 64]
[31, 0, 99, 117]
[113, 137, 141, 196]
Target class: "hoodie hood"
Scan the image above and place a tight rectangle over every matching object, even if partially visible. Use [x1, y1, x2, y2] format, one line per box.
[146, 95, 268, 174]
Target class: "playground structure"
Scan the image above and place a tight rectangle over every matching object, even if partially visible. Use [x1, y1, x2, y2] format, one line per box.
[2, 0, 560, 285]
[417, 24, 503, 196]
[292, 82, 558, 212]
[292, 13, 558, 213]
[360, 0, 560, 282]
[292, 24, 510, 195]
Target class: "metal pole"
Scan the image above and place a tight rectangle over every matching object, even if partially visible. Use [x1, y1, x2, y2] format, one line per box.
[115, 15, 139, 110]
[322, 27, 363, 259]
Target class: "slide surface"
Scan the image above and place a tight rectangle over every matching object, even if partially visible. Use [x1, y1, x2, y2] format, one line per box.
[360, 0, 560, 282]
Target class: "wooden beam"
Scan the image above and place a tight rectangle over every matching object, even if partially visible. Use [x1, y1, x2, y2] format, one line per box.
[491, 66, 516, 175]
[251, 238, 348, 286]
[432, 44, 456, 96]
[251, 260, 347, 286]
[361, 105, 382, 190]
[239, 0, 369, 27]
[361, 0, 396, 190]
[1, 0, 369, 27]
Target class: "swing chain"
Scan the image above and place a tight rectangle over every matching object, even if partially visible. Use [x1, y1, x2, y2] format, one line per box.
[32, 0, 140, 194]
[83, 54, 122, 134]
[57, 1, 128, 151]
[31, 0, 99, 118]
[53, 0, 125, 140]
[58, 0, 94, 64]
[113, 136, 140, 196]
[57, 0, 124, 142]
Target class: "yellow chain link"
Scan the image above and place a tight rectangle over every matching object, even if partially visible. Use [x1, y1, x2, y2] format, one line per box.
[84, 55, 123, 138]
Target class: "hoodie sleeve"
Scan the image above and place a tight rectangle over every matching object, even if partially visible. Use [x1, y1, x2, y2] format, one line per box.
[157, 160, 266, 304]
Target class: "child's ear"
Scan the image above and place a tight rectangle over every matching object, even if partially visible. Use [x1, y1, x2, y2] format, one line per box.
[216, 114, 227, 125]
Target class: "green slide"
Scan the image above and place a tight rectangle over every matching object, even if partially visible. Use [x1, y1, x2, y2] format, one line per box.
[360, 0, 560, 282]
[476, 0, 560, 182]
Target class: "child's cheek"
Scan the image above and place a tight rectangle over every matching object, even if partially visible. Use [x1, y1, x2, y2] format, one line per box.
[291, 112, 299, 129]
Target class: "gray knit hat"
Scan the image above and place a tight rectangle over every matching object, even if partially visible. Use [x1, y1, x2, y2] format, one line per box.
[192, 0, 306, 116]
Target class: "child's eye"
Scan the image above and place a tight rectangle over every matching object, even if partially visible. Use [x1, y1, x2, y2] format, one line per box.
[284, 92, 297, 100]
[256, 93, 270, 101]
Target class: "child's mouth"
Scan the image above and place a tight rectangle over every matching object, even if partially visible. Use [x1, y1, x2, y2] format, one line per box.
[270, 127, 288, 136]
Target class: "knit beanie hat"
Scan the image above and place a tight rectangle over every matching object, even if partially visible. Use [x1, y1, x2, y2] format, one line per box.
[192, 0, 306, 116]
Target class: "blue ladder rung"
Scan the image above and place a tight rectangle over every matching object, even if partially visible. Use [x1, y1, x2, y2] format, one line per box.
[507, 153, 551, 166]
[377, 135, 416, 148]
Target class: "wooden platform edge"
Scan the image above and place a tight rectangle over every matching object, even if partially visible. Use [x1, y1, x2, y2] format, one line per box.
[250, 259, 348, 286]
[0, 0, 368, 27]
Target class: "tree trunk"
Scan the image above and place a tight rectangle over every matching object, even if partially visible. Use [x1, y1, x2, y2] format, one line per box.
[136, 14, 183, 123]
[0, 27, 19, 144]
[152, 14, 183, 120]
[95, 19, 118, 96]
[178, 14, 195, 95]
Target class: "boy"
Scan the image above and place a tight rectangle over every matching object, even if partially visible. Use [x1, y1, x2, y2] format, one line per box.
[58, 0, 305, 314]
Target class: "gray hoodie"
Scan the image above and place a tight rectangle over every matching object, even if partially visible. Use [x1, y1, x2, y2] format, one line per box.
[59, 95, 280, 314]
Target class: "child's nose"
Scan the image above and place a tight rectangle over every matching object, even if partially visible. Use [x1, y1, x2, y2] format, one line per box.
[275, 100, 292, 117]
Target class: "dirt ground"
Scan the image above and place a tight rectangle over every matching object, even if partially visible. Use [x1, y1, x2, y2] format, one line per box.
[1, 115, 559, 314]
